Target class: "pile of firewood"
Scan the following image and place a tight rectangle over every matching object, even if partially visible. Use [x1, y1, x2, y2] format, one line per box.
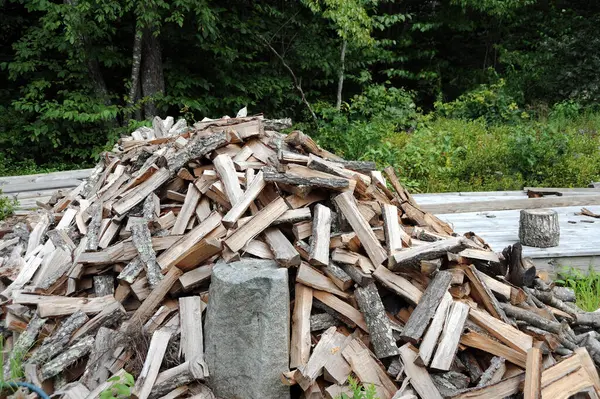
[0, 114, 600, 399]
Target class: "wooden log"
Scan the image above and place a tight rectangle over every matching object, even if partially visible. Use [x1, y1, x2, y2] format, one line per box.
[418, 293, 452, 366]
[342, 338, 397, 399]
[338, 262, 373, 287]
[179, 297, 208, 378]
[40, 335, 94, 381]
[388, 237, 469, 271]
[372, 265, 422, 305]
[214, 154, 244, 206]
[113, 168, 171, 216]
[519, 209, 560, 248]
[29, 310, 88, 365]
[14, 293, 117, 317]
[70, 301, 126, 343]
[452, 373, 525, 399]
[131, 217, 162, 288]
[333, 191, 387, 266]
[148, 358, 206, 399]
[469, 307, 533, 354]
[81, 327, 118, 389]
[500, 303, 564, 335]
[241, 239, 274, 259]
[354, 282, 400, 359]
[172, 184, 201, 235]
[165, 131, 228, 174]
[5, 315, 46, 377]
[524, 347, 542, 399]
[460, 331, 527, 368]
[381, 204, 404, 255]
[323, 262, 352, 291]
[86, 202, 103, 251]
[310, 313, 340, 332]
[284, 130, 343, 161]
[297, 263, 350, 298]
[476, 357, 506, 388]
[401, 270, 452, 344]
[176, 237, 222, 271]
[125, 267, 183, 331]
[290, 283, 313, 369]
[430, 301, 470, 371]
[224, 197, 289, 252]
[309, 204, 332, 266]
[263, 227, 300, 267]
[274, 208, 312, 225]
[398, 344, 443, 399]
[157, 212, 222, 270]
[462, 265, 510, 324]
[131, 330, 173, 399]
[313, 290, 368, 331]
[263, 167, 349, 190]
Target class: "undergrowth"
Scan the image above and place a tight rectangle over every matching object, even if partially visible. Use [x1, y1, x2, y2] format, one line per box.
[0, 190, 17, 221]
[556, 267, 600, 312]
[338, 376, 379, 399]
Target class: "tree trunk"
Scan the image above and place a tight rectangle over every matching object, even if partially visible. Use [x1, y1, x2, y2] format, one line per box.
[336, 39, 346, 110]
[141, 28, 165, 119]
[126, 29, 144, 118]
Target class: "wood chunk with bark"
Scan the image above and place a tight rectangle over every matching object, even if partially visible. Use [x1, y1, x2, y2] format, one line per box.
[333, 191, 387, 266]
[309, 204, 332, 266]
[418, 293, 452, 367]
[323, 262, 352, 291]
[388, 237, 469, 271]
[460, 331, 527, 368]
[372, 265, 422, 305]
[29, 310, 88, 365]
[313, 290, 368, 331]
[297, 263, 350, 298]
[214, 154, 244, 206]
[263, 166, 349, 190]
[131, 217, 162, 287]
[430, 301, 470, 371]
[263, 227, 300, 267]
[131, 330, 173, 399]
[401, 270, 452, 344]
[40, 335, 95, 381]
[398, 344, 442, 399]
[355, 282, 399, 359]
[5, 314, 46, 378]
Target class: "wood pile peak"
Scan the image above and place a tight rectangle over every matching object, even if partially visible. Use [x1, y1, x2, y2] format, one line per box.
[0, 113, 599, 398]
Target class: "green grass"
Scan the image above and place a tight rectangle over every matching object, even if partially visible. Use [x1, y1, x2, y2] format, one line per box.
[556, 267, 600, 312]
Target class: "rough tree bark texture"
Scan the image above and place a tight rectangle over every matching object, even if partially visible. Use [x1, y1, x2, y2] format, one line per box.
[29, 310, 88, 365]
[336, 39, 347, 110]
[141, 28, 165, 119]
[519, 209, 559, 248]
[127, 30, 144, 114]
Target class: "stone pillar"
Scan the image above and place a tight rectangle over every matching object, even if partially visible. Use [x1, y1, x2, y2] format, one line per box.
[204, 259, 290, 399]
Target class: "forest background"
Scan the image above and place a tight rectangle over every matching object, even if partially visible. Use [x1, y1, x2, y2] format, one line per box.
[2, 0, 600, 193]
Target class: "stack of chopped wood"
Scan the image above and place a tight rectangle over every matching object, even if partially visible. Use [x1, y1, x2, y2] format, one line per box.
[0, 114, 599, 399]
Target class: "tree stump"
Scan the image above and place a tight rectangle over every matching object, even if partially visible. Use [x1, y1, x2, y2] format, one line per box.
[519, 209, 559, 248]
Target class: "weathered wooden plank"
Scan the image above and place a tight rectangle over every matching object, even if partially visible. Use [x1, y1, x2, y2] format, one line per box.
[290, 283, 313, 369]
[398, 344, 443, 399]
[430, 301, 470, 371]
[263, 227, 300, 267]
[309, 204, 332, 266]
[524, 347, 542, 399]
[131, 330, 173, 399]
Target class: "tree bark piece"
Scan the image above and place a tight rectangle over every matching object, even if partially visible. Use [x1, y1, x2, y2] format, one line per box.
[93, 275, 114, 296]
[388, 237, 469, 271]
[524, 347, 542, 399]
[263, 167, 348, 190]
[29, 310, 88, 365]
[309, 204, 332, 266]
[70, 301, 126, 343]
[355, 282, 399, 359]
[290, 283, 313, 369]
[131, 217, 162, 287]
[132, 330, 172, 399]
[333, 191, 387, 266]
[430, 302, 470, 371]
[398, 344, 443, 399]
[5, 315, 46, 377]
[476, 356, 506, 388]
[263, 227, 300, 267]
[224, 197, 289, 252]
[40, 335, 94, 381]
[401, 270, 453, 344]
[519, 209, 559, 248]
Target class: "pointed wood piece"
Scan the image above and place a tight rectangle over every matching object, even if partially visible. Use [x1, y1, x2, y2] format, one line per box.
[214, 154, 244, 206]
[401, 270, 453, 344]
[469, 307, 533, 354]
[343, 338, 397, 399]
[172, 184, 201, 235]
[297, 263, 350, 298]
[355, 281, 400, 359]
[81, 327, 118, 389]
[388, 237, 469, 271]
[224, 197, 289, 252]
[524, 347, 542, 399]
[113, 168, 170, 216]
[157, 212, 222, 270]
[263, 227, 301, 267]
[418, 293, 452, 366]
[309, 204, 332, 266]
[372, 265, 422, 305]
[398, 344, 443, 399]
[290, 283, 313, 369]
[460, 331, 527, 368]
[179, 296, 208, 378]
[333, 191, 386, 266]
[430, 301, 470, 371]
[131, 330, 173, 399]
[313, 290, 367, 331]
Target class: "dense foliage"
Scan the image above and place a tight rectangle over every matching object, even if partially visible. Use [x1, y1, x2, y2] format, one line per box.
[2, 0, 600, 191]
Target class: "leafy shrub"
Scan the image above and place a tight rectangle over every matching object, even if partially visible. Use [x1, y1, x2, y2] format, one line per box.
[435, 78, 529, 125]
[338, 376, 379, 399]
[556, 267, 600, 312]
[0, 191, 17, 221]
[100, 372, 135, 399]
